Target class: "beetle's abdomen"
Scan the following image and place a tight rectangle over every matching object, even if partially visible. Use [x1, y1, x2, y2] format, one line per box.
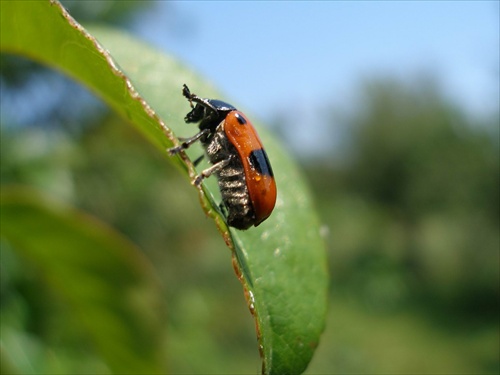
[217, 160, 255, 230]
[203, 127, 256, 230]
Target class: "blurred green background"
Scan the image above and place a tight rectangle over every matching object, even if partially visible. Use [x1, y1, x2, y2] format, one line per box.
[1, 1, 498, 374]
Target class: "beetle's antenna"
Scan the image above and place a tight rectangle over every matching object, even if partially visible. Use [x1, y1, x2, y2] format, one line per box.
[182, 84, 194, 109]
[182, 84, 218, 114]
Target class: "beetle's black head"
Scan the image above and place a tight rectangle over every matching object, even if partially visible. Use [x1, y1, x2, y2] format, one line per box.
[183, 84, 236, 131]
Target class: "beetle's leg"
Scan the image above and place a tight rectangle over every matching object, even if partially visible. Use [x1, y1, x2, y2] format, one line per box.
[192, 154, 204, 167]
[218, 202, 228, 218]
[168, 128, 210, 155]
[194, 157, 231, 186]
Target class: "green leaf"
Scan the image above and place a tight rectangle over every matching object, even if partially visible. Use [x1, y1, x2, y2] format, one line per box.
[1, 1, 328, 373]
[0, 187, 166, 374]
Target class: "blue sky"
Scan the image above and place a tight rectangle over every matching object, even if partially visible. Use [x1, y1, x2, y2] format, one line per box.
[134, 1, 499, 154]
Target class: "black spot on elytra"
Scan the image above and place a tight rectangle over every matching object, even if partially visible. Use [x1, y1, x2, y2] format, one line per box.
[235, 112, 247, 125]
[248, 149, 274, 177]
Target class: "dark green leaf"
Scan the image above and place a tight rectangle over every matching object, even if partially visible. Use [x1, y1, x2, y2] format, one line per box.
[0, 187, 166, 374]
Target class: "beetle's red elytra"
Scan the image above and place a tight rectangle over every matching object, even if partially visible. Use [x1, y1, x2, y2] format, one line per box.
[168, 85, 277, 230]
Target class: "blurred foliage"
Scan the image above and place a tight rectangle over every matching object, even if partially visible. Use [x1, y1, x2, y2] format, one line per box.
[305, 77, 499, 321]
[1, 1, 499, 374]
[1, 186, 168, 374]
[305, 78, 499, 373]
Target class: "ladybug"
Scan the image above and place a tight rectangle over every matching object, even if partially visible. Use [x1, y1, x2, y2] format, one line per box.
[168, 84, 277, 230]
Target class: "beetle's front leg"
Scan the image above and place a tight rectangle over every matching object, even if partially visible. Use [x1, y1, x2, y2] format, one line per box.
[168, 128, 210, 155]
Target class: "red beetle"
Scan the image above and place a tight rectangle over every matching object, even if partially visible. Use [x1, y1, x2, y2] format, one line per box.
[168, 85, 277, 230]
